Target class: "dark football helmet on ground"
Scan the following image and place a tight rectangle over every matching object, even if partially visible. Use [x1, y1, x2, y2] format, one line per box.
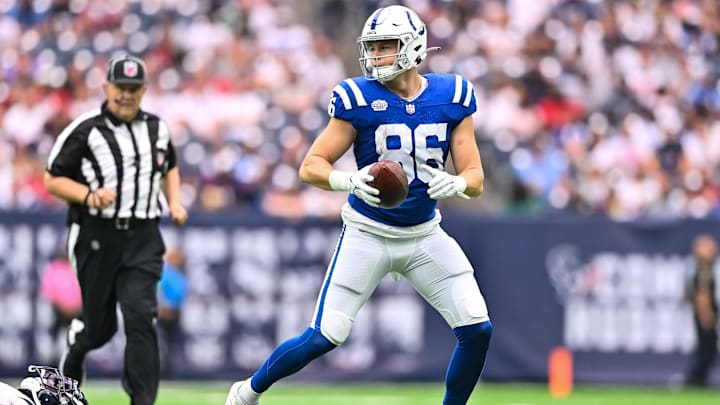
[11, 365, 88, 405]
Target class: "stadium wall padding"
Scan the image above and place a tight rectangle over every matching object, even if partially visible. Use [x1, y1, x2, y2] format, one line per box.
[0, 211, 718, 386]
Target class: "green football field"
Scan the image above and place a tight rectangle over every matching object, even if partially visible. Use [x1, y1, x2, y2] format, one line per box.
[79, 381, 720, 405]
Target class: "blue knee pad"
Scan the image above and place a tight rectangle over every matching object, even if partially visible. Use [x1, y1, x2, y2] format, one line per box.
[454, 320, 492, 347]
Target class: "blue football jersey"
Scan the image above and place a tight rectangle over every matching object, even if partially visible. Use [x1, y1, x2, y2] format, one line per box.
[328, 73, 477, 226]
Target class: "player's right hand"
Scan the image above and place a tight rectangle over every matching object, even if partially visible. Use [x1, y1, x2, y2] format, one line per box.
[349, 166, 381, 207]
[328, 166, 381, 207]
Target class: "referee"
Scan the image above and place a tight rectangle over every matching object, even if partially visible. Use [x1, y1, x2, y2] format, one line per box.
[44, 54, 188, 405]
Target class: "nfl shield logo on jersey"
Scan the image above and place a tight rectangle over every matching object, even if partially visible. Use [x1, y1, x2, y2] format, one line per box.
[123, 61, 139, 77]
[405, 103, 416, 115]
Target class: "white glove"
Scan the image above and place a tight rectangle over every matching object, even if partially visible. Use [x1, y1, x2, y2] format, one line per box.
[421, 164, 470, 200]
[329, 166, 381, 207]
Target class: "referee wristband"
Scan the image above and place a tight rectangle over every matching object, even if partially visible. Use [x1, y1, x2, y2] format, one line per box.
[83, 189, 93, 207]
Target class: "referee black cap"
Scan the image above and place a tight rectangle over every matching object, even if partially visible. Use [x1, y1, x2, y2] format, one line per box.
[107, 54, 147, 85]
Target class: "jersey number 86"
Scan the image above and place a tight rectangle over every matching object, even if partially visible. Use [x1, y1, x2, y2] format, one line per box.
[374, 123, 448, 184]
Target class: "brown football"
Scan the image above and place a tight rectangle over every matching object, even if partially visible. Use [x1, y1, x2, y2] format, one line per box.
[368, 160, 409, 209]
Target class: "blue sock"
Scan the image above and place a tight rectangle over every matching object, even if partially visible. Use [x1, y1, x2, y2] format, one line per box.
[443, 321, 493, 405]
[250, 327, 337, 392]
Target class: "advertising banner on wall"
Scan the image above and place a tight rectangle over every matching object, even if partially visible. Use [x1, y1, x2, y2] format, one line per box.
[441, 216, 720, 385]
[0, 212, 718, 385]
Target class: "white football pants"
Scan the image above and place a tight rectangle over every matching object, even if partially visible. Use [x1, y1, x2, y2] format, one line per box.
[311, 224, 489, 345]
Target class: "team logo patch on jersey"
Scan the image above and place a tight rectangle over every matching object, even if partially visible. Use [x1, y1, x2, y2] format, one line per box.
[123, 61, 139, 77]
[371, 99, 388, 111]
[405, 103, 416, 115]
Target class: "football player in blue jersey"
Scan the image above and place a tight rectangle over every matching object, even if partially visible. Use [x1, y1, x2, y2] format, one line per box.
[226, 5, 492, 405]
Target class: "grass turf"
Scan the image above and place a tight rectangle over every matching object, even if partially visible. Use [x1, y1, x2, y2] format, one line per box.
[79, 381, 720, 405]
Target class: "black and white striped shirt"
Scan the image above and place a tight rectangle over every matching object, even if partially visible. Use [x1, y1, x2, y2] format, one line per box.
[47, 102, 176, 223]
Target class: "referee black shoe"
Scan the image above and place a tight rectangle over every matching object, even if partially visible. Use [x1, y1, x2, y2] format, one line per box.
[59, 348, 86, 387]
[60, 319, 87, 386]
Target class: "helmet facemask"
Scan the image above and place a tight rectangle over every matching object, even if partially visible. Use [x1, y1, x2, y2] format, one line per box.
[19, 366, 87, 405]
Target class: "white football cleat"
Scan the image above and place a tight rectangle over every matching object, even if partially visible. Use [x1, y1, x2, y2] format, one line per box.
[225, 379, 259, 405]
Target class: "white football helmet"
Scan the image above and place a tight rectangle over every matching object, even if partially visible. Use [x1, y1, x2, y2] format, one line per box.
[357, 5, 429, 82]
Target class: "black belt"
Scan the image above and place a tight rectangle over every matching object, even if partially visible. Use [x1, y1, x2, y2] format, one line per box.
[81, 215, 158, 230]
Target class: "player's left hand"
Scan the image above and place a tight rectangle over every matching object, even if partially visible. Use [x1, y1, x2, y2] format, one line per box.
[169, 203, 188, 227]
[421, 164, 470, 200]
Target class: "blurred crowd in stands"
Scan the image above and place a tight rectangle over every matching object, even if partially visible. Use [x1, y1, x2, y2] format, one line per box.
[2, 0, 720, 221]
